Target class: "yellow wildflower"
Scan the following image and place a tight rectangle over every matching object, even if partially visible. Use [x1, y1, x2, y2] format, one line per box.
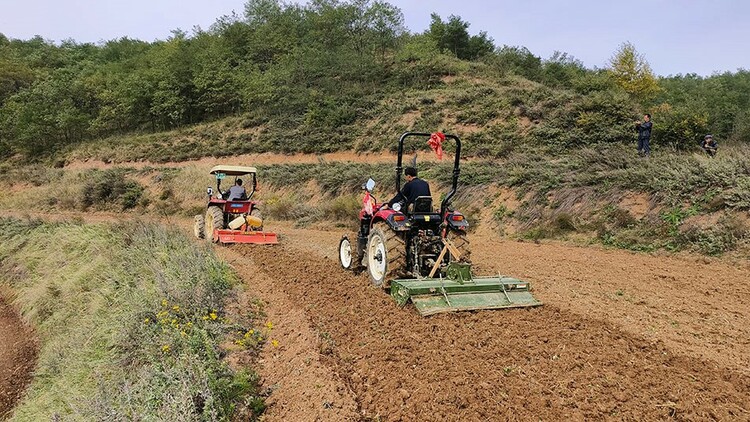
[172, 305, 180, 312]
[161, 299, 168, 307]
[144, 318, 150, 324]
[209, 312, 218, 320]
[161, 344, 171, 353]
[271, 339, 279, 348]
[265, 321, 274, 330]
[181, 331, 187, 337]
[202, 315, 209, 320]
[186, 322, 193, 328]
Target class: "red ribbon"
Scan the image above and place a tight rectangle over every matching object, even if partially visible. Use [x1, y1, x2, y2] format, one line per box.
[363, 192, 374, 215]
[428, 132, 445, 160]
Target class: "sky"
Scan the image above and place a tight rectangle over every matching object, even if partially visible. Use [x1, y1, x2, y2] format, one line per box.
[1, 0, 748, 76]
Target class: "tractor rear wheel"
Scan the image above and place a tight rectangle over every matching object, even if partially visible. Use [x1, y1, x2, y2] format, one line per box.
[448, 231, 471, 263]
[205, 206, 224, 242]
[193, 215, 205, 239]
[366, 223, 406, 288]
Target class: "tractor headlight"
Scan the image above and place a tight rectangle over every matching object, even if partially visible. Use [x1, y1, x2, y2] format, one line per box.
[392, 203, 402, 212]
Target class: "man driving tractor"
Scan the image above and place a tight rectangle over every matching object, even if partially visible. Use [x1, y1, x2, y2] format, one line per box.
[227, 178, 247, 200]
[383, 167, 431, 211]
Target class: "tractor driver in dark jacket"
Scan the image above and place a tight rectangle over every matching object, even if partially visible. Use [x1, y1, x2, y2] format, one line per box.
[383, 167, 431, 211]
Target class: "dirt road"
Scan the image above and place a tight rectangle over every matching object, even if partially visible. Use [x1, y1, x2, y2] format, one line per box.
[230, 223, 750, 421]
[0, 296, 37, 419]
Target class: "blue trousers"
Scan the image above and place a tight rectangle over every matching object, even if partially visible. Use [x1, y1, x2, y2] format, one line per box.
[638, 138, 650, 155]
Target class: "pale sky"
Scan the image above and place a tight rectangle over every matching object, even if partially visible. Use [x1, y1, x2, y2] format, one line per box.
[1, 0, 748, 76]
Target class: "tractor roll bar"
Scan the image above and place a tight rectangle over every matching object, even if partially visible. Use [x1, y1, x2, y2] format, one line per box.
[396, 131, 461, 218]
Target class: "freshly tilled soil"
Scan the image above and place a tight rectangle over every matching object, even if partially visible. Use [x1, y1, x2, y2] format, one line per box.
[0, 298, 37, 419]
[235, 227, 750, 421]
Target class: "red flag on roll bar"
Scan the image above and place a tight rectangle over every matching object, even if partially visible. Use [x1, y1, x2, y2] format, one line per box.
[428, 132, 445, 160]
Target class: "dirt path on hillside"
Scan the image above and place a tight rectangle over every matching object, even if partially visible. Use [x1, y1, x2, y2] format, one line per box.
[63, 151, 446, 171]
[231, 224, 750, 420]
[0, 296, 37, 419]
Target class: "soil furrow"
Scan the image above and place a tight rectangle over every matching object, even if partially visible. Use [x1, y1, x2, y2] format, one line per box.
[236, 242, 749, 421]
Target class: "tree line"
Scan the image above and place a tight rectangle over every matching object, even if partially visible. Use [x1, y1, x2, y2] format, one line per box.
[0, 0, 748, 160]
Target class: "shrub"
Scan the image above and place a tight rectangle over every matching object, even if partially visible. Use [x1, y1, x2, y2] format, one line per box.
[80, 168, 145, 210]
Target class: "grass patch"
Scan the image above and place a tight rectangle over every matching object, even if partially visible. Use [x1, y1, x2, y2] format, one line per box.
[0, 218, 265, 420]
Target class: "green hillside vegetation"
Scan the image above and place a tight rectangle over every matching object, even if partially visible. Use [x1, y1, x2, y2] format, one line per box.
[2, 143, 748, 256]
[0, 219, 266, 420]
[1, 0, 749, 161]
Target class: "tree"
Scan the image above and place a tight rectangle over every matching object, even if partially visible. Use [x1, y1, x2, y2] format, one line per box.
[427, 13, 493, 60]
[608, 42, 660, 102]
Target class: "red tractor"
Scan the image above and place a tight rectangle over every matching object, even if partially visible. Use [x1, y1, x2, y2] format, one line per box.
[193, 165, 278, 245]
[338, 132, 470, 286]
[338, 132, 540, 316]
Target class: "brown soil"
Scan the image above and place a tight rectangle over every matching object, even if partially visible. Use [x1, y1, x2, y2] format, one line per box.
[217, 249, 359, 421]
[618, 192, 653, 220]
[0, 295, 37, 419]
[230, 223, 750, 421]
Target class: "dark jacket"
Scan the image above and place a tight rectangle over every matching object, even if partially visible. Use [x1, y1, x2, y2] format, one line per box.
[636, 121, 652, 140]
[388, 177, 431, 207]
[702, 139, 718, 150]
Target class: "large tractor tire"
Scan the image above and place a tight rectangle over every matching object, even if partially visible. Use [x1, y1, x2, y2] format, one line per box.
[204, 206, 224, 242]
[448, 231, 472, 263]
[193, 215, 205, 239]
[366, 222, 406, 288]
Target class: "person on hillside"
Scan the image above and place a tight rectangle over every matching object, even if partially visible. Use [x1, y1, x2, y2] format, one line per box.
[227, 178, 247, 200]
[382, 167, 431, 212]
[635, 114, 653, 157]
[701, 134, 718, 157]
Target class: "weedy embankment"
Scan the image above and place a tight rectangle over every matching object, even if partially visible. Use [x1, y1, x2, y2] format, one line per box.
[0, 218, 265, 420]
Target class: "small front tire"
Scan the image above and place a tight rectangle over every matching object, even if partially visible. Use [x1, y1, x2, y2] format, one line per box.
[193, 215, 205, 239]
[339, 235, 353, 270]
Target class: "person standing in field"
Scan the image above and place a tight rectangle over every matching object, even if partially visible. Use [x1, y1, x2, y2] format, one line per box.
[635, 114, 652, 157]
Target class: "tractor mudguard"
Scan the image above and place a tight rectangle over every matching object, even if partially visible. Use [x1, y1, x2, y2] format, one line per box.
[372, 209, 409, 231]
[445, 211, 469, 230]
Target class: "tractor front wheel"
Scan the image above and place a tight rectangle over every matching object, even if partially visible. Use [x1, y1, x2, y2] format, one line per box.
[193, 215, 205, 239]
[339, 235, 353, 270]
[366, 223, 405, 288]
[205, 206, 224, 242]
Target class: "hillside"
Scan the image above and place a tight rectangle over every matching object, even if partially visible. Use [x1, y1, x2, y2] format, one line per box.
[2, 1, 750, 419]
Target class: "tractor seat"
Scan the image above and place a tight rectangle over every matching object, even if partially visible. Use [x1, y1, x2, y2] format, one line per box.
[409, 196, 441, 222]
[411, 196, 433, 214]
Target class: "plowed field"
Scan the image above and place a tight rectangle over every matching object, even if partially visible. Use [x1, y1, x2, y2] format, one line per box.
[0, 298, 37, 419]
[230, 224, 750, 421]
